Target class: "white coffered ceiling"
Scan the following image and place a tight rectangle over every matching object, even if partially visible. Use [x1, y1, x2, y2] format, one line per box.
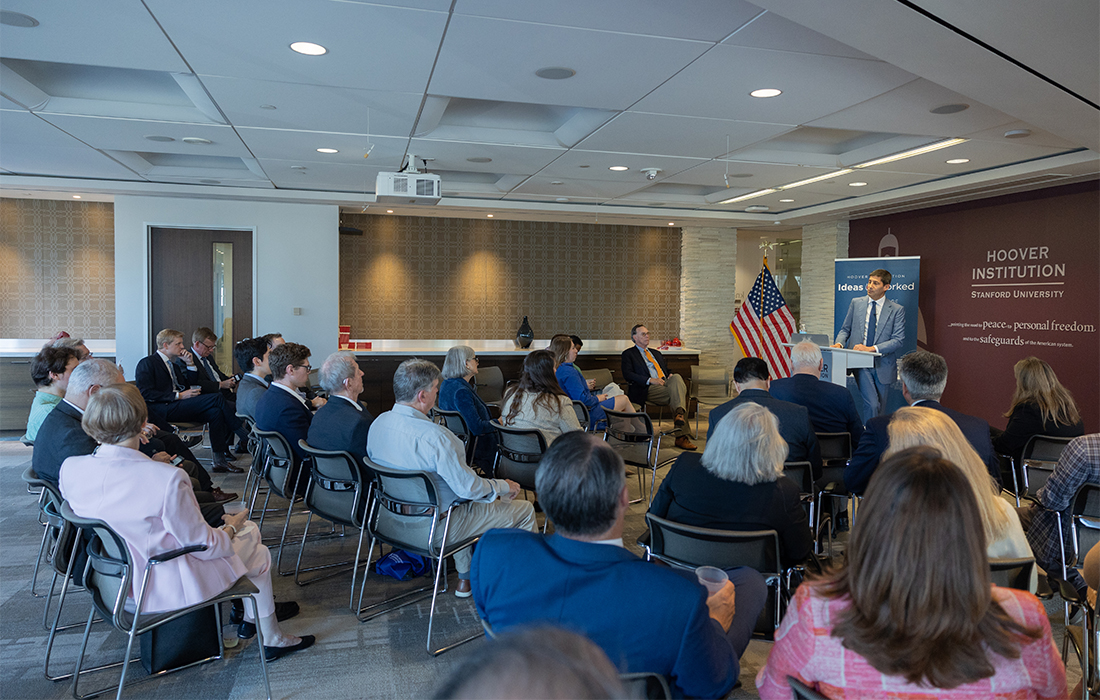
[0, 0, 1096, 227]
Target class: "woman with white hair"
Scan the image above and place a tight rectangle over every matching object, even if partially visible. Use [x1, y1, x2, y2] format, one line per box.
[648, 402, 812, 566]
[438, 345, 499, 468]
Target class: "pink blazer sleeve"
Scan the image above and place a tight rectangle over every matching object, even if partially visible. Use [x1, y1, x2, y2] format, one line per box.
[160, 470, 235, 561]
[756, 585, 820, 699]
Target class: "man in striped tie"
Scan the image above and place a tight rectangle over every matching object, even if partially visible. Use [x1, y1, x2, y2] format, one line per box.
[621, 324, 696, 450]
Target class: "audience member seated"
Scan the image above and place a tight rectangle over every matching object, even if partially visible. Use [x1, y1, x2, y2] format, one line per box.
[650, 402, 813, 568]
[886, 407, 1036, 591]
[34, 359, 231, 523]
[1021, 433, 1099, 598]
[254, 342, 315, 467]
[549, 334, 635, 431]
[307, 351, 373, 464]
[438, 345, 499, 470]
[621, 324, 696, 450]
[757, 446, 1065, 699]
[500, 350, 581, 445]
[768, 341, 864, 443]
[263, 333, 325, 410]
[433, 626, 627, 700]
[49, 333, 92, 360]
[708, 357, 821, 479]
[234, 336, 271, 421]
[367, 359, 537, 598]
[23, 344, 80, 442]
[992, 356, 1084, 464]
[472, 431, 767, 698]
[60, 384, 313, 661]
[846, 350, 998, 494]
[188, 326, 250, 453]
[135, 328, 239, 471]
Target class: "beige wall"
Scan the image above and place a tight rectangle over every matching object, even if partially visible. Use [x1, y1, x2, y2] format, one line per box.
[0, 199, 115, 339]
[338, 214, 681, 341]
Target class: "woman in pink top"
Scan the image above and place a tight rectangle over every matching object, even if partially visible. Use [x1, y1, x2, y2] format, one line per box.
[60, 384, 313, 661]
[757, 445, 1065, 700]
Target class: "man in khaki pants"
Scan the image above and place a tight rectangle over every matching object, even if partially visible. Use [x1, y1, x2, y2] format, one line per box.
[621, 324, 696, 450]
[367, 359, 537, 597]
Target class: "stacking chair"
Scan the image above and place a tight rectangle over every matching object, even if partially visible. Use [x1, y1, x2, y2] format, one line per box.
[60, 502, 271, 700]
[1015, 435, 1076, 502]
[814, 432, 852, 537]
[989, 556, 1035, 591]
[688, 366, 730, 436]
[1056, 482, 1100, 688]
[475, 365, 505, 407]
[642, 513, 786, 638]
[620, 672, 672, 700]
[491, 422, 547, 492]
[295, 441, 374, 609]
[788, 677, 829, 700]
[602, 408, 671, 504]
[996, 453, 1019, 504]
[571, 400, 591, 432]
[781, 461, 820, 551]
[252, 428, 308, 575]
[433, 408, 479, 467]
[23, 467, 57, 598]
[237, 414, 269, 514]
[356, 459, 483, 656]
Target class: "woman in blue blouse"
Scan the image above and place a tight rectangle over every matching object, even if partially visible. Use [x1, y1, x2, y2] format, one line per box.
[549, 335, 636, 430]
[439, 345, 499, 470]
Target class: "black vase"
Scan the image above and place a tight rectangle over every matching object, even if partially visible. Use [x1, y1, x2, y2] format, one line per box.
[515, 316, 534, 348]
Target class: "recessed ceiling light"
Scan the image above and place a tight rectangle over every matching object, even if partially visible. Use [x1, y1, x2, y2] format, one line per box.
[718, 189, 777, 204]
[0, 11, 39, 27]
[929, 103, 969, 114]
[668, 222, 675, 226]
[144, 135, 175, 142]
[290, 165, 308, 170]
[260, 104, 277, 110]
[290, 41, 327, 56]
[72, 195, 81, 199]
[852, 138, 967, 168]
[946, 158, 970, 164]
[182, 137, 213, 145]
[779, 170, 852, 190]
[487, 214, 494, 218]
[550, 181, 564, 185]
[386, 210, 393, 214]
[848, 181, 868, 187]
[609, 166, 628, 171]
[1005, 129, 1032, 139]
[466, 157, 492, 163]
[745, 205, 770, 212]
[535, 67, 576, 80]
[750, 88, 782, 98]
[556, 197, 569, 202]
[779, 198, 794, 203]
[316, 148, 338, 154]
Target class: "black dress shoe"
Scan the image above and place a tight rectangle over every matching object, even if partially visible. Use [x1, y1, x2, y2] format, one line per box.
[230, 600, 245, 625]
[213, 459, 245, 474]
[239, 601, 301, 639]
[264, 635, 315, 662]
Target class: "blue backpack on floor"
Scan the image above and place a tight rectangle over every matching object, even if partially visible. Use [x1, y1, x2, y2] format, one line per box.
[374, 549, 429, 580]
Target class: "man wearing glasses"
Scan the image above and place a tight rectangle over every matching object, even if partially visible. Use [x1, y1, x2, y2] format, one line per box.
[189, 327, 238, 398]
[254, 342, 316, 473]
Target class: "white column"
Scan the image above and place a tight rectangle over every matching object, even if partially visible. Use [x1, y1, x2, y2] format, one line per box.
[680, 226, 739, 374]
[801, 220, 850, 338]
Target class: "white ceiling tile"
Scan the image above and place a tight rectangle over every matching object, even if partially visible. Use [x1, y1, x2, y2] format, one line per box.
[236, 128, 408, 168]
[430, 16, 711, 110]
[534, 151, 707, 182]
[723, 11, 875, 59]
[407, 139, 564, 175]
[0, 111, 143, 178]
[0, 0, 189, 72]
[962, 121, 1081, 150]
[34, 115, 253, 157]
[455, 0, 763, 42]
[258, 158, 386, 192]
[633, 44, 916, 123]
[577, 112, 794, 159]
[1, 96, 27, 111]
[510, 175, 641, 199]
[796, 169, 928, 197]
[143, 0, 448, 91]
[860, 140, 1079, 177]
[664, 160, 837, 189]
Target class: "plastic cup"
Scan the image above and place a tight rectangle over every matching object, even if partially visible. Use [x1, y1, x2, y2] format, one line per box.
[222, 501, 247, 516]
[695, 566, 728, 595]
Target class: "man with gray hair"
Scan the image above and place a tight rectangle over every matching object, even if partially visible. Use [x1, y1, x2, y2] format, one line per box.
[844, 349, 998, 493]
[307, 351, 374, 464]
[367, 358, 536, 598]
[770, 340, 864, 442]
[33, 359, 230, 524]
[472, 431, 766, 698]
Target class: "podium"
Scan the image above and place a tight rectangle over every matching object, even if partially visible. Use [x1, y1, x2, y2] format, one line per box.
[783, 343, 880, 387]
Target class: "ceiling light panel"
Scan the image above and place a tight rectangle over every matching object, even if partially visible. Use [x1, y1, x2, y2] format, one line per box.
[536, 150, 705, 182]
[849, 138, 1075, 176]
[235, 128, 408, 166]
[256, 158, 390, 193]
[31, 114, 252, 156]
[664, 159, 837, 188]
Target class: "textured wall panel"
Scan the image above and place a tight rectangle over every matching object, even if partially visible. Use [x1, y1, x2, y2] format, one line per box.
[0, 199, 115, 338]
[680, 226, 739, 372]
[801, 220, 849, 338]
[339, 215, 681, 340]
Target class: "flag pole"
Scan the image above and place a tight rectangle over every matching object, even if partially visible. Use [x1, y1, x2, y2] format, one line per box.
[758, 245, 768, 358]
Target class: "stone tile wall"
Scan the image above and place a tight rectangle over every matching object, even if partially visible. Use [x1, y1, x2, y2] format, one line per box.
[801, 219, 850, 338]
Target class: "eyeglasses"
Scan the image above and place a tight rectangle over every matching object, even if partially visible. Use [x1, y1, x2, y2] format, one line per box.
[200, 341, 216, 350]
[468, 357, 479, 363]
[294, 364, 312, 372]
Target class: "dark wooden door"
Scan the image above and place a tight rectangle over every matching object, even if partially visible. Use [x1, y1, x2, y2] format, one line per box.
[150, 228, 252, 373]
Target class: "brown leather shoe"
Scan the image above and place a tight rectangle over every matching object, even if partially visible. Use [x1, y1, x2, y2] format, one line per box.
[455, 579, 472, 598]
[675, 435, 697, 451]
[211, 488, 239, 503]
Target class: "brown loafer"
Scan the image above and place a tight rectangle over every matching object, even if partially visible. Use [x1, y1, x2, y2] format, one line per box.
[212, 488, 239, 503]
[675, 435, 697, 451]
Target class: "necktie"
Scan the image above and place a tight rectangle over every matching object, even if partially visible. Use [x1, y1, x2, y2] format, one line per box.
[168, 360, 184, 391]
[202, 357, 217, 381]
[866, 299, 878, 346]
[644, 348, 665, 380]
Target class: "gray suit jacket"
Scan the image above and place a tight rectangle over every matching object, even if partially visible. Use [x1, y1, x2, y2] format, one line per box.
[835, 296, 905, 384]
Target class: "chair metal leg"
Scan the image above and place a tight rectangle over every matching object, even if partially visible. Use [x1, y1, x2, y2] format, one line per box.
[293, 513, 366, 587]
[425, 523, 482, 656]
[247, 595, 273, 700]
[356, 539, 433, 622]
[31, 523, 52, 599]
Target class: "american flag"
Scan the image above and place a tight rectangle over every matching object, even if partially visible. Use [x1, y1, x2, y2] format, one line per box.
[730, 262, 797, 378]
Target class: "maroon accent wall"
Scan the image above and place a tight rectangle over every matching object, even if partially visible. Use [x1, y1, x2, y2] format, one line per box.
[849, 181, 1099, 433]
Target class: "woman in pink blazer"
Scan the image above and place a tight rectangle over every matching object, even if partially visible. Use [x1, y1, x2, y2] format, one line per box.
[60, 383, 313, 661]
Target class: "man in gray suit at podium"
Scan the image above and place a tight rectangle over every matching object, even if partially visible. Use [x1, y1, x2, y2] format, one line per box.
[832, 268, 904, 420]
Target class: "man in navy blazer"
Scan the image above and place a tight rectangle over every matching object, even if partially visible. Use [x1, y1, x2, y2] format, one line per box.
[472, 432, 766, 699]
[135, 329, 237, 470]
[708, 357, 822, 480]
[845, 350, 999, 494]
[254, 342, 315, 464]
[770, 341, 864, 444]
[306, 351, 373, 464]
[621, 324, 696, 450]
[833, 268, 905, 421]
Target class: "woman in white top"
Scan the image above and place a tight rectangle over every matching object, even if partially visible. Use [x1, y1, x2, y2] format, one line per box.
[885, 406, 1037, 591]
[501, 349, 581, 445]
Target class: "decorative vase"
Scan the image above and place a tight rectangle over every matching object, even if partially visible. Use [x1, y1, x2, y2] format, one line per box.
[515, 316, 534, 348]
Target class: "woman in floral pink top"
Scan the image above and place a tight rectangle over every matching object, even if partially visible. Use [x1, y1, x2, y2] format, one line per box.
[757, 446, 1066, 700]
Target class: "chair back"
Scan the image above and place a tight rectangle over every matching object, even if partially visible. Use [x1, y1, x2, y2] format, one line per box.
[580, 368, 614, 393]
[433, 408, 471, 443]
[620, 672, 672, 700]
[989, 556, 1035, 591]
[1020, 434, 1075, 495]
[571, 400, 590, 431]
[644, 513, 780, 576]
[298, 440, 371, 527]
[603, 407, 654, 443]
[235, 412, 259, 455]
[788, 676, 829, 700]
[60, 502, 132, 629]
[362, 458, 443, 558]
[491, 422, 547, 490]
[783, 461, 814, 495]
[689, 366, 730, 406]
[475, 366, 505, 406]
[816, 432, 852, 466]
[1070, 483, 1100, 566]
[253, 428, 298, 498]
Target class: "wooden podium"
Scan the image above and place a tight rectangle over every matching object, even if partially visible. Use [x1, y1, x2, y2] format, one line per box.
[783, 343, 880, 386]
